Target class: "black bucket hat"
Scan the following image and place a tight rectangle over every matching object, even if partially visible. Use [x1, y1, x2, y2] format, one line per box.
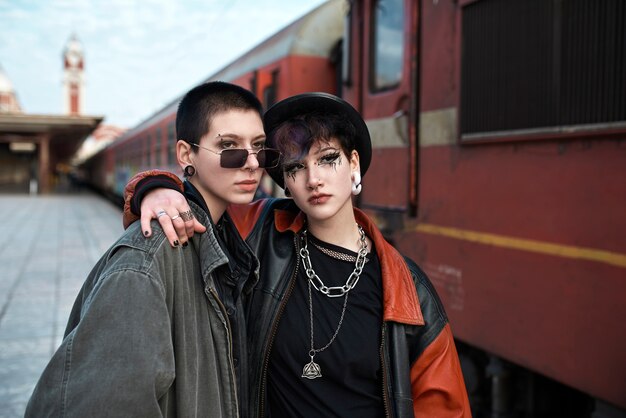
[264, 92, 372, 189]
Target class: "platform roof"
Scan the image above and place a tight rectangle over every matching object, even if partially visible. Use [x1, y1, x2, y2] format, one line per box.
[0, 113, 103, 161]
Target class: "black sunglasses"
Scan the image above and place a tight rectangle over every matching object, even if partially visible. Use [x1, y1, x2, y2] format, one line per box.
[190, 143, 281, 169]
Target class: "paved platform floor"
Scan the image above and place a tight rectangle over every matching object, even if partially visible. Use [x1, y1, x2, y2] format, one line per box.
[0, 192, 123, 417]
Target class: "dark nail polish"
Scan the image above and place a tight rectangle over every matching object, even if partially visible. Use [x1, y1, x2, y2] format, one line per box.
[182, 241, 188, 248]
[173, 240, 179, 247]
[144, 231, 149, 236]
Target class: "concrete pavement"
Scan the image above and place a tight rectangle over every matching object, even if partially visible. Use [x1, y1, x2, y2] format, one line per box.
[0, 192, 123, 417]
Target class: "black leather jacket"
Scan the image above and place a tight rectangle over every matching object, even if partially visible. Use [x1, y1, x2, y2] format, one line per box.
[229, 198, 471, 418]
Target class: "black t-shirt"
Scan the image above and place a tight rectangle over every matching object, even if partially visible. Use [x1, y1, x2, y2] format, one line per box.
[268, 232, 385, 417]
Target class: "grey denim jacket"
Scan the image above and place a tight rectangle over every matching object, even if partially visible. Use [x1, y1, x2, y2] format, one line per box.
[25, 202, 241, 417]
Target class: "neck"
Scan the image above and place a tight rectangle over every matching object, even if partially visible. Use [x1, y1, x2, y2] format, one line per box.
[306, 206, 362, 252]
[203, 196, 226, 224]
[188, 179, 226, 224]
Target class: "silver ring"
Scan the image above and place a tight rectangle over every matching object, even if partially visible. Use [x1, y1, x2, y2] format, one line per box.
[171, 214, 180, 221]
[156, 210, 168, 218]
[180, 210, 194, 222]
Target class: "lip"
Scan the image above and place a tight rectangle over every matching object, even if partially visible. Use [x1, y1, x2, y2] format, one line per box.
[236, 179, 258, 192]
[308, 193, 331, 204]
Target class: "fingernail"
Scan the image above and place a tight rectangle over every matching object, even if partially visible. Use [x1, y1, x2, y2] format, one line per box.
[144, 231, 149, 237]
[182, 241, 188, 248]
[173, 240, 179, 247]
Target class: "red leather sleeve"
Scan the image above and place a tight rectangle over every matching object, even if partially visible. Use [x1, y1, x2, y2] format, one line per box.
[122, 170, 183, 229]
[410, 324, 472, 417]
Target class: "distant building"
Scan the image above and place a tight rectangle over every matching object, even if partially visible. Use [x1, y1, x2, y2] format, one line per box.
[0, 35, 102, 194]
[0, 65, 22, 113]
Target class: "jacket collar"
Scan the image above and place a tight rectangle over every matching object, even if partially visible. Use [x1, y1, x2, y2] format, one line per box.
[275, 207, 424, 326]
[186, 183, 260, 293]
[186, 200, 230, 284]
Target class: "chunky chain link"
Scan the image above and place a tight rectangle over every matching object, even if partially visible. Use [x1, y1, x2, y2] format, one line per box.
[299, 225, 368, 298]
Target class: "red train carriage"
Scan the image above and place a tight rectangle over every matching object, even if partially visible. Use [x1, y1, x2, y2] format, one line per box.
[83, 0, 626, 416]
[340, 0, 626, 416]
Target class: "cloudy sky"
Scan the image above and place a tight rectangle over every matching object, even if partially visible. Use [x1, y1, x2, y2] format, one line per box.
[0, 0, 327, 128]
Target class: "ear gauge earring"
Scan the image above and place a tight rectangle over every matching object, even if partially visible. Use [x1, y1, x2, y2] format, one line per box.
[284, 187, 292, 197]
[351, 171, 362, 196]
[184, 165, 196, 177]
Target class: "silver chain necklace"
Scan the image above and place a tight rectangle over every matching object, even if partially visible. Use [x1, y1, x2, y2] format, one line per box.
[300, 225, 368, 298]
[300, 225, 368, 379]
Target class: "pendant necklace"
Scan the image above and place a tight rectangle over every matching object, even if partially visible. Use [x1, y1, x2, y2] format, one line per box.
[300, 224, 368, 379]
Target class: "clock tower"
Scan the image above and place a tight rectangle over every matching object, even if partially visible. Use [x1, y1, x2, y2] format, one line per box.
[63, 34, 84, 115]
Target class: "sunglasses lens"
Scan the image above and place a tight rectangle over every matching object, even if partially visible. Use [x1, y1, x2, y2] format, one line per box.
[219, 148, 281, 168]
[220, 149, 249, 168]
[257, 149, 281, 168]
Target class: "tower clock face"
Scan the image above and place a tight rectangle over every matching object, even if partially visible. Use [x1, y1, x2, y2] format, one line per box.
[67, 52, 81, 67]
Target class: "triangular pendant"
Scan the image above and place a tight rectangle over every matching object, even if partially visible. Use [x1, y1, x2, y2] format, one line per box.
[302, 359, 322, 379]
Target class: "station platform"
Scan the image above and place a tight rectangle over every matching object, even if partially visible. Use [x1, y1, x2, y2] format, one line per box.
[0, 191, 123, 417]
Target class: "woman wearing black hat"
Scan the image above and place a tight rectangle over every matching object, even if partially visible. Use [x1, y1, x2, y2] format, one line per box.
[124, 93, 471, 417]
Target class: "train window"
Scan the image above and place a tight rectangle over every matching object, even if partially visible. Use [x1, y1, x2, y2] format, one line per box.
[167, 121, 176, 166]
[461, 0, 626, 140]
[262, 70, 279, 109]
[250, 72, 257, 98]
[132, 139, 140, 168]
[331, 40, 344, 97]
[145, 135, 151, 166]
[155, 128, 162, 166]
[134, 139, 140, 167]
[370, 0, 404, 91]
[341, 7, 352, 87]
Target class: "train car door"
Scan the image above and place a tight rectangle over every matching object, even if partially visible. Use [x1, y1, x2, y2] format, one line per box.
[343, 0, 420, 234]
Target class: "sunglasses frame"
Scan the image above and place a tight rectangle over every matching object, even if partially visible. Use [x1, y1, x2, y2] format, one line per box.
[189, 142, 281, 169]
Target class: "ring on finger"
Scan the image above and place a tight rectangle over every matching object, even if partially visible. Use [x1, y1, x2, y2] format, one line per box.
[180, 210, 194, 222]
[171, 214, 181, 221]
[156, 210, 168, 218]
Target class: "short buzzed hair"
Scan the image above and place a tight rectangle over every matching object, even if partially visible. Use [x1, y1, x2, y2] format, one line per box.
[176, 81, 263, 145]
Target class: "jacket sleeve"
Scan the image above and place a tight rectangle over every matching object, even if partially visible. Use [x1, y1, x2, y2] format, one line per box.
[410, 323, 472, 417]
[25, 267, 175, 417]
[123, 170, 183, 229]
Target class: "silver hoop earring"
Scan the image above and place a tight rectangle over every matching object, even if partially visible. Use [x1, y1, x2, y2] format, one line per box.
[351, 171, 362, 196]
